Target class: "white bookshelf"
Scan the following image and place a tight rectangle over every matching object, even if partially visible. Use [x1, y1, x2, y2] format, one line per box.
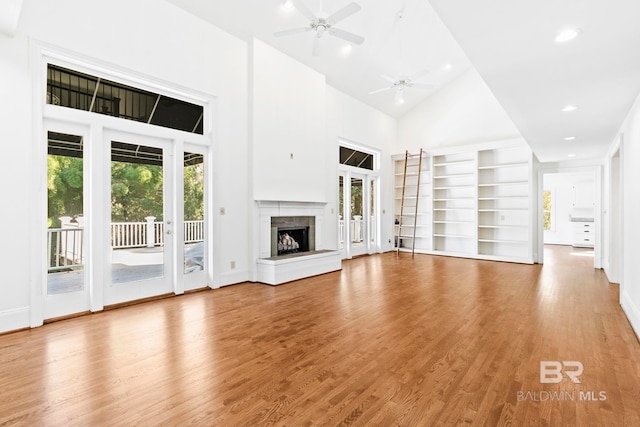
[393, 152, 431, 252]
[432, 152, 476, 254]
[476, 146, 532, 261]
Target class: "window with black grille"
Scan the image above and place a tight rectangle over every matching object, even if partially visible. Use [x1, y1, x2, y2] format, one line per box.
[339, 146, 374, 170]
[47, 64, 204, 135]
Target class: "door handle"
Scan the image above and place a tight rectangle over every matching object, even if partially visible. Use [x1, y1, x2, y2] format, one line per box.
[166, 230, 172, 235]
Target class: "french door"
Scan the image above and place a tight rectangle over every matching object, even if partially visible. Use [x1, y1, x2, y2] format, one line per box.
[339, 171, 379, 258]
[104, 130, 174, 306]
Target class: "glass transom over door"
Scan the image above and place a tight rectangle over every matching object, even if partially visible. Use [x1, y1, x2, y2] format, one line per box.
[104, 130, 174, 306]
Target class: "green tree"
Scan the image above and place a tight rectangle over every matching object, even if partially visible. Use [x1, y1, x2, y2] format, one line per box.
[183, 163, 204, 220]
[48, 155, 83, 228]
[111, 161, 164, 222]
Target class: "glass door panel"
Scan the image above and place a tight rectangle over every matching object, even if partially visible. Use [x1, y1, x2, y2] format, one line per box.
[44, 124, 90, 320]
[110, 140, 165, 285]
[350, 176, 366, 256]
[183, 150, 207, 290]
[339, 175, 345, 250]
[47, 131, 85, 295]
[105, 131, 173, 305]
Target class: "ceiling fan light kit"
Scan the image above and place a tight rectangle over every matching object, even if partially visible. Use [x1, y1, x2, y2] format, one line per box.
[274, 0, 365, 56]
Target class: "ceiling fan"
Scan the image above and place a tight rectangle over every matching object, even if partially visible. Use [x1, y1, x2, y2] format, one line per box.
[369, 70, 434, 104]
[275, 0, 365, 56]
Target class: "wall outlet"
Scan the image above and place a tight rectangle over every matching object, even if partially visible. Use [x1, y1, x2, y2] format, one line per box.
[230, 261, 236, 269]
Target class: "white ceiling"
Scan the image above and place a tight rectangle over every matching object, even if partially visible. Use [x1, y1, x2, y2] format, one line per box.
[165, 0, 640, 163]
[429, 0, 640, 162]
[164, 0, 472, 118]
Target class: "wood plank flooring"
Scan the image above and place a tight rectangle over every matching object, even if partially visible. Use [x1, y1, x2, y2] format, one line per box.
[1, 245, 640, 425]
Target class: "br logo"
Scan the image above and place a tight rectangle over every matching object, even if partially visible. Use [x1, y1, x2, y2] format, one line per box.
[540, 361, 584, 384]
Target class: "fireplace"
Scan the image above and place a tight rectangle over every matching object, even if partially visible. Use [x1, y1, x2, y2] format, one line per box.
[256, 201, 340, 285]
[271, 216, 315, 257]
[277, 226, 309, 255]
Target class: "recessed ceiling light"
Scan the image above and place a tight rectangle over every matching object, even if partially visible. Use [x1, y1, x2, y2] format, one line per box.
[340, 44, 352, 56]
[443, 63, 452, 71]
[555, 28, 581, 43]
[564, 136, 576, 141]
[568, 154, 577, 157]
[562, 104, 578, 112]
[282, 0, 293, 10]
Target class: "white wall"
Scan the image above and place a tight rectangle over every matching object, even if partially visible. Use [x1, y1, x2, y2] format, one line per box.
[325, 86, 397, 252]
[543, 173, 595, 245]
[397, 68, 523, 153]
[0, 0, 249, 332]
[614, 90, 640, 339]
[251, 38, 327, 203]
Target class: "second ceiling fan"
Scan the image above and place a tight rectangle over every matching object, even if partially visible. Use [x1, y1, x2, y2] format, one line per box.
[275, 0, 365, 56]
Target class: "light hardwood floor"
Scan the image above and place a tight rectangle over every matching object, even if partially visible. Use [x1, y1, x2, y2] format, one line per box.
[1, 245, 639, 425]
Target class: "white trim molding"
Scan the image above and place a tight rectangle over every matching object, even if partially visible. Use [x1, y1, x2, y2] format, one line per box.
[0, 307, 30, 334]
[621, 291, 640, 342]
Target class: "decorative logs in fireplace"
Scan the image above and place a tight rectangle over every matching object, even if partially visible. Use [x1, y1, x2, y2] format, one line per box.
[277, 226, 309, 256]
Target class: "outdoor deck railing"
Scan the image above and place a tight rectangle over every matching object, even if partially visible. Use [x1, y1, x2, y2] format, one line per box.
[48, 219, 205, 272]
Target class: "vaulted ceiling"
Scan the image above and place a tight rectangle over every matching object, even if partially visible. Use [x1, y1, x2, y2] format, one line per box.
[165, 0, 640, 163]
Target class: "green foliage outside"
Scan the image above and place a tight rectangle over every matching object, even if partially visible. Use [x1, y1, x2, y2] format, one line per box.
[111, 161, 164, 222]
[48, 155, 84, 228]
[48, 155, 205, 228]
[543, 190, 552, 231]
[184, 163, 205, 221]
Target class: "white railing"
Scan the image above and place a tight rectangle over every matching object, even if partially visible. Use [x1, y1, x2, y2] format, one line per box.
[48, 227, 84, 271]
[185, 220, 205, 243]
[338, 216, 376, 245]
[49, 217, 205, 272]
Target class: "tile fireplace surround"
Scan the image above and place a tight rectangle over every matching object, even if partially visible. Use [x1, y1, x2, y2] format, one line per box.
[255, 201, 341, 285]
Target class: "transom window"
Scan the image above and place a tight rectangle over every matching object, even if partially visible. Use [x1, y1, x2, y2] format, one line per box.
[339, 146, 374, 170]
[47, 64, 204, 134]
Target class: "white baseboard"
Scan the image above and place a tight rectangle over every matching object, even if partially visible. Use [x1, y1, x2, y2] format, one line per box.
[621, 291, 640, 341]
[0, 307, 30, 334]
[216, 269, 249, 287]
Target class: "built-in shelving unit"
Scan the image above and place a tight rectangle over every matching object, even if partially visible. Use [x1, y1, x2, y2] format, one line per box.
[393, 151, 431, 252]
[432, 152, 476, 254]
[392, 140, 536, 264]
[476, 146, 532, 262]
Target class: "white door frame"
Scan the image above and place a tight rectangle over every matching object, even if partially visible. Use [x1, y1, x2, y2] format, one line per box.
[31, 45, 215, 326]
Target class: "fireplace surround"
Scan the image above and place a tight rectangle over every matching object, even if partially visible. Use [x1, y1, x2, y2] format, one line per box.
[255, 201, 341, 285]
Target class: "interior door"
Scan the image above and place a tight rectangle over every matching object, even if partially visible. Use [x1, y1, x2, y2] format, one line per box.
[104, 130, 174, 306]
[44, 121, 91, 319]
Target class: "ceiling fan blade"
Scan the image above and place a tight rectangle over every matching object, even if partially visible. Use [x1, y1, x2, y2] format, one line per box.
[411, 83, 434, 91]
[380, 74, 397, 84]
[410, 69, 430, 81]
[326, 2, 361, 25]
[327, 27, 364, 45]
[274, 27, 310, 37]
[368, 87, 392, 95]
[291, 0, 317, 22]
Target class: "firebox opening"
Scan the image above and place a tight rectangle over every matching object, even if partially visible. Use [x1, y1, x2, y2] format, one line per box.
[277, 226, 309, 256]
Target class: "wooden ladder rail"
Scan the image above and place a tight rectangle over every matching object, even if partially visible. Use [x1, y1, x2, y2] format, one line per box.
[411, 148, 424, 258]
[397, 148, 424, 257]
[397, 150, 409, 255]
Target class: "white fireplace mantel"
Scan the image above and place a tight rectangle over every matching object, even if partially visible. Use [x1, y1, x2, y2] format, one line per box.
[254, 200, 341, 285]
